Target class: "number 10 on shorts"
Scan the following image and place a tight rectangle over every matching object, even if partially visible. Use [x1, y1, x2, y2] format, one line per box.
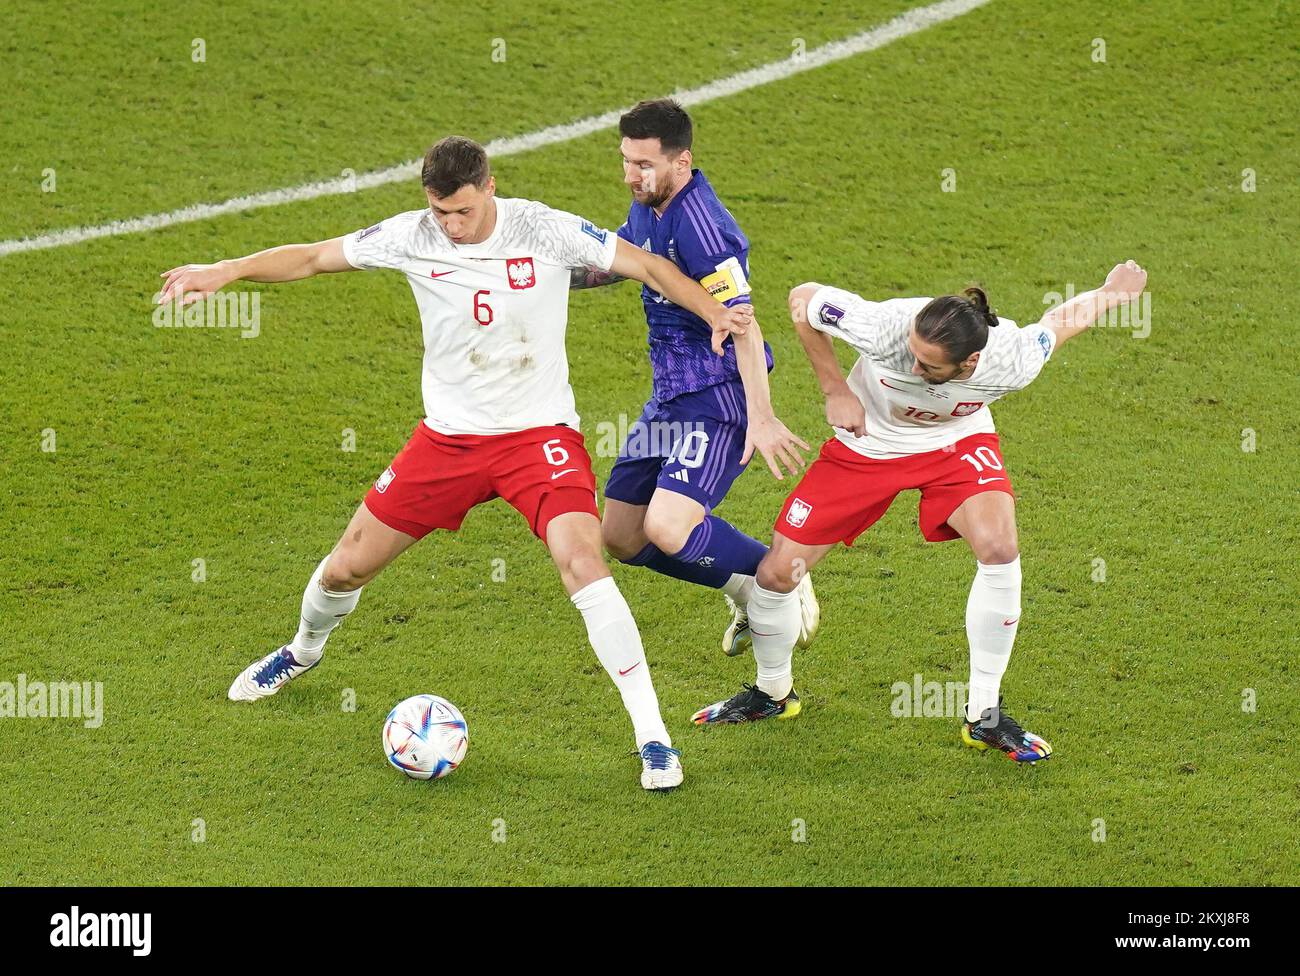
[959, 445, 1003, 473]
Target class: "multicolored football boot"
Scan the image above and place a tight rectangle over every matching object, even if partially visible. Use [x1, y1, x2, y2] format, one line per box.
[691, 683, 801, 724]
[227, 645, 320, 701]
[961, 700, 1053, 763]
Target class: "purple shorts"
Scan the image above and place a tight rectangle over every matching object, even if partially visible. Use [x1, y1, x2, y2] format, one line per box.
[604, 382, 750, 513]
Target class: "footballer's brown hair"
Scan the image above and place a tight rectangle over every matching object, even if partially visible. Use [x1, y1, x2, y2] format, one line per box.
[914, 287, 1001, 364]
[619, 98, 693, 156]
[421, 136, 491, 198]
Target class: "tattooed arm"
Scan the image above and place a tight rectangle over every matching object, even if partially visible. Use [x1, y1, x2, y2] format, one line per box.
[569, 266, 628, 290]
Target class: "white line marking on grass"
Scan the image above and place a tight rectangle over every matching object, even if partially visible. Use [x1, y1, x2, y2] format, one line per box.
[0, 0, 991, 258]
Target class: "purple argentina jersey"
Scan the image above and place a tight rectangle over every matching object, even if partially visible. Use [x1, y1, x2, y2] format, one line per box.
[616, 169, 774, 402]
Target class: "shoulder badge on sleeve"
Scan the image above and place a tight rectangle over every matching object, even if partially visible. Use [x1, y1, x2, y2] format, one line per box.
[1037, 331, 1052, 359]
[819, 303, 845, 327]
[580, 221, 608, 245]
[358, 222, 383, 241]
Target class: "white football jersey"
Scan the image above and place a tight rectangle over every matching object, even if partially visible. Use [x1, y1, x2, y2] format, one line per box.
[343, 197, 618, 435]
[806, 285, 1057, 459]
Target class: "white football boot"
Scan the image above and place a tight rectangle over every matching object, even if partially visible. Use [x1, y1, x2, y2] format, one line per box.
[722, 592, 752, 656]
[722, 572, 821, 657]
[795, 572, 820, 648]
[227, 645, 320, 701]
[639, 741, 683, 791]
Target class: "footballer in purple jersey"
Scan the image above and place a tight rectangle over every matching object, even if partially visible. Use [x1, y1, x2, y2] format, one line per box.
[571, 99, 821, 658]
[615, 166, 770, 403]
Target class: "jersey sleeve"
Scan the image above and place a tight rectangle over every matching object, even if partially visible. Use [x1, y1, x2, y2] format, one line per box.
[524, 204, 619, 273]
[675, 207, 752, 308]
[806, 285, 924, 358]
[341, 210, 425, 271]
[991, 320, 1057, 389]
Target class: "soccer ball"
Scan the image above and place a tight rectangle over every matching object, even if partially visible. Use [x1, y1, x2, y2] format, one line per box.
[382, 694, 469, 780]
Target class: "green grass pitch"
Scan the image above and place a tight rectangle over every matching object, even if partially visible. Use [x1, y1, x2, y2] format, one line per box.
[1, 0, 1296, 886]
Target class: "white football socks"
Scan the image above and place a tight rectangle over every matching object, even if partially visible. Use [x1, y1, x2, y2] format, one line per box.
[290, 556, 363, 663]
[965, 557, 1021, 722]
[747, 583, 800, 699]
[721, 572, 755, 606]
[570, 576, 670, 750]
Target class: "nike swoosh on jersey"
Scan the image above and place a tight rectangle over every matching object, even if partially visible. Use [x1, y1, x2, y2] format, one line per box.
[977, 477, 1005, 484]
[879, 378, 911, 391]
[429, 269, 456, 278]
[551, 468, 578, 479]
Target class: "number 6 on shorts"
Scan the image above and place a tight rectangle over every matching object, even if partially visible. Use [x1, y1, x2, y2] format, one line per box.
[543, 438, 570, 466]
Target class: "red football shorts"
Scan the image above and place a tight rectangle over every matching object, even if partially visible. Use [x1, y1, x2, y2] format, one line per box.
[775, 432, 1015, 546]
[363, 422, 599, 541]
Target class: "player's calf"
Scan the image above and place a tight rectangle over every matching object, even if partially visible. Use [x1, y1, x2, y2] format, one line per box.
[722, 571, 819, 656]
[556, 514, 680, 790]
[227, 553, 367, 704]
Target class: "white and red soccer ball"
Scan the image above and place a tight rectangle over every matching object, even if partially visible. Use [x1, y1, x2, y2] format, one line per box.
[382, 694, 468, 780]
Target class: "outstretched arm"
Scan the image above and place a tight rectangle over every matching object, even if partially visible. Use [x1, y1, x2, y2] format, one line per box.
[157, 237, 353, 305]
[730, 314, 810, 479]
[788, 282, 866, 438]
[1040, 259, 1147, 347]
[607, 237, 750, 354]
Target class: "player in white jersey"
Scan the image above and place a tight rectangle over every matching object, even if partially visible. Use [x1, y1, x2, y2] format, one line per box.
[157, 136, 753, 791]
[692, 260, 1148, 763]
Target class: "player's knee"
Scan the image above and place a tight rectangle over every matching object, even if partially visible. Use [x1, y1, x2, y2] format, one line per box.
[755, 553, 799, 594]
[974, 537, 1019, 565]
[642, 507, 694, 557]
[560, 546, 608, 588]
[601, 522, 643, 563]
[322, 553, 370, 592]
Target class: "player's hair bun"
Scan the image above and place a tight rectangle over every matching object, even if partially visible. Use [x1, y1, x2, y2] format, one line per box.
[963, 286, 1000, 328]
